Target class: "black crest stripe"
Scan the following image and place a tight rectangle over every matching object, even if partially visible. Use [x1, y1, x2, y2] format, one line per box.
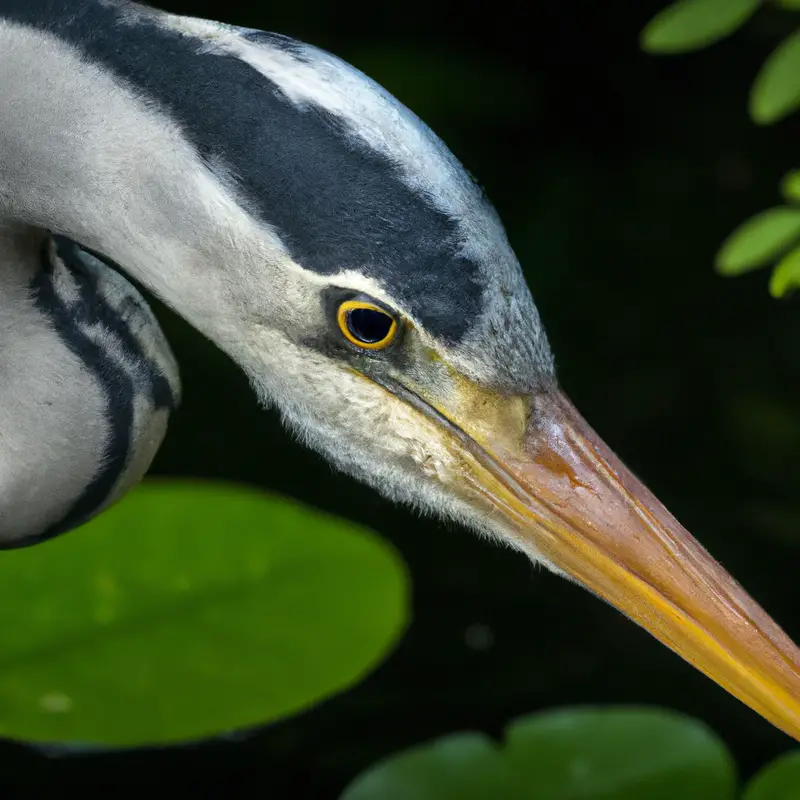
[1, 0, 483, 342]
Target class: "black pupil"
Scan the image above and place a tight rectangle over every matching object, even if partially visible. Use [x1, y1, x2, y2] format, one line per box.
[346, 308, 393, 344]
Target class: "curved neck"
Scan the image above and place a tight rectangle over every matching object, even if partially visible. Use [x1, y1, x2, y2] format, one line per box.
[0, 222, 108, 542]
[0, 5, 276, 355]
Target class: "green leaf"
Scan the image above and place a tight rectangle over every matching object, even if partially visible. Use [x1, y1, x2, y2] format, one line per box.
[0, 480, 408, 747]
[743, 752, 800, 800]
[750, 30, 800, 124]
[505, 708, 736, 800]
[640, 0, 761, 54]
[341, 733, 515, 800]
[715, 207, 800, 275]
[340, 707, 736, 800]
[769, 245, 800, 296]
[780, 170, 800, 202]
[777, 0, 800, 9]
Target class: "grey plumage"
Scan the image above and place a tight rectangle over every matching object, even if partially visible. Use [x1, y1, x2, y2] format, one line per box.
[0, 223, 180, 546]
[0, 0, 552, 545]
[4, 1, 800, 744]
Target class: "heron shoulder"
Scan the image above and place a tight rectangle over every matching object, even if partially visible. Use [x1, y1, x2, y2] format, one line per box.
[0, 231, 180, 548]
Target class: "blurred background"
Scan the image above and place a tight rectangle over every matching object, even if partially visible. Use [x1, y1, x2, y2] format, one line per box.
[3, 0, 800, 795]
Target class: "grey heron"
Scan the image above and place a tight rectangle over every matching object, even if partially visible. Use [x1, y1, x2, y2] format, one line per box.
[2, 0, 800, 742]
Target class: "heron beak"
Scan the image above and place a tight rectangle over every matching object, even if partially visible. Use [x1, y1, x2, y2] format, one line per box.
[396, 379, 800, 741]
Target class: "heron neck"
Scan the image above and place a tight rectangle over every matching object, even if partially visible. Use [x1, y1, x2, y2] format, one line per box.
[0, 10, 266, 354]
[0, 222, 111, 543]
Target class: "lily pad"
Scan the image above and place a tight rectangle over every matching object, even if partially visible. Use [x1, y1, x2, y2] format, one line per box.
[744, 752, 800, 800]
[341, 733, 515, 800]
[504, 707, 736, 800]
[0, 480, 408, 746]
[341, 707, 736, 799]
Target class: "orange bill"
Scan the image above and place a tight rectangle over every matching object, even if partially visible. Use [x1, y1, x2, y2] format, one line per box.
[449, 388, 800, 741]
[385, 368, 800, 741]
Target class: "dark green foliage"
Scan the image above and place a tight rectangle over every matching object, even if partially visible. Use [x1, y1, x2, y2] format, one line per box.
[750, 30, 800, 125]
[715, 208, 800, 275]
[780, 170, 800, 202]
[640, 0, 760, 54]
[643, 0, 800, 295]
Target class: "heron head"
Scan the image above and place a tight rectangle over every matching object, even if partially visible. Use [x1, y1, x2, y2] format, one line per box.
[29, 6, 800, 741]
[149, 27, 799, 743]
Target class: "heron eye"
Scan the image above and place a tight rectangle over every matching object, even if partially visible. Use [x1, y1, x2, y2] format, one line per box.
[337, 300, 398, 350]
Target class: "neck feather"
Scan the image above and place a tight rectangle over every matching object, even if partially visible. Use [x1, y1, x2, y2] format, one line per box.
[0, 7, 283, 353]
